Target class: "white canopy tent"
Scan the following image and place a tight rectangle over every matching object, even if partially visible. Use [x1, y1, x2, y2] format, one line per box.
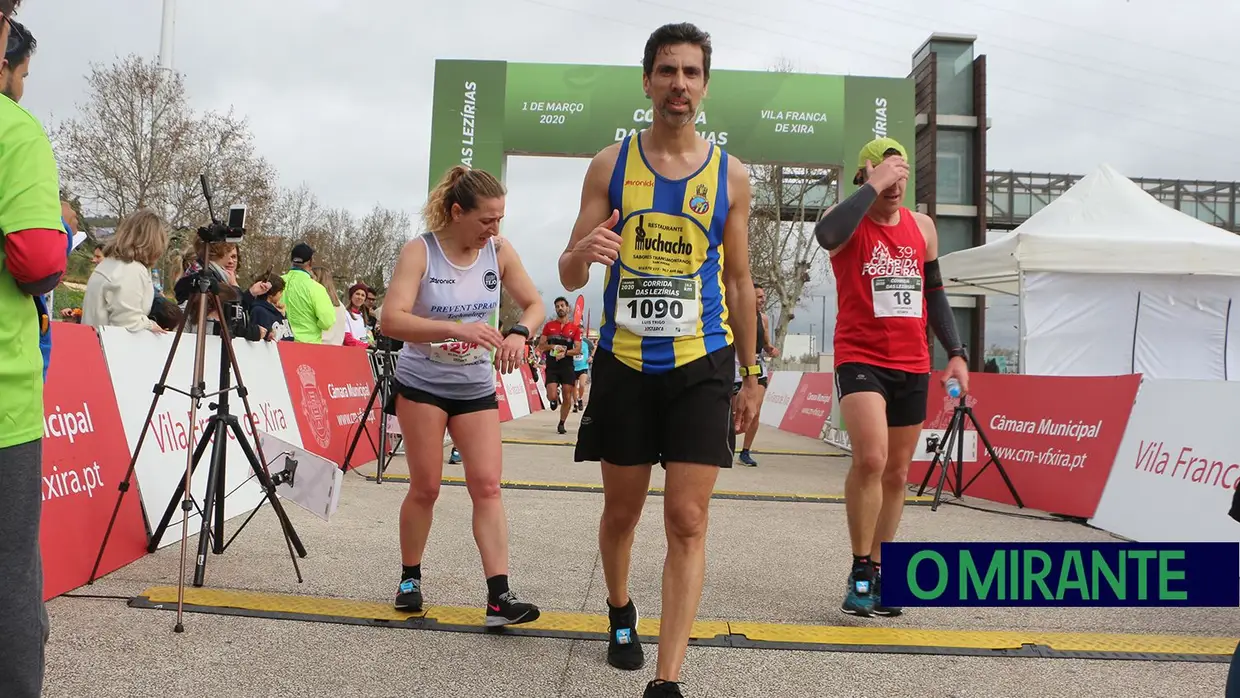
[939, 164, 1240, 379]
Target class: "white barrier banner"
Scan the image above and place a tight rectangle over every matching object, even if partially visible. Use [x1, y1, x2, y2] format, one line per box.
[501, 369, 530, 420]
[759, 370, 802, 428]
[1090, 378, 1240, 543]
[98, 327, 303, 548]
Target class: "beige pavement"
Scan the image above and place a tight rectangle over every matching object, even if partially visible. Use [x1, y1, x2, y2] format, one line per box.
[43, 409, 1238, 697]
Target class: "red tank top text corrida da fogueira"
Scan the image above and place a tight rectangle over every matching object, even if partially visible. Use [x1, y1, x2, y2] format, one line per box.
[830, 207, 931, 374]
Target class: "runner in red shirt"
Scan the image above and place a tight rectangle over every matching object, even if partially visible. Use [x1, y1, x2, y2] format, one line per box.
[814, 137, 969, 618]
[537, 296, 582, 434]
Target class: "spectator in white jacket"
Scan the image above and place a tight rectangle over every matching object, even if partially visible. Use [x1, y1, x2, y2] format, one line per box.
[81, 209, 168, 333]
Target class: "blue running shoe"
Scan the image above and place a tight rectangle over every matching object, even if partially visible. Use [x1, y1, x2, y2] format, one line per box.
[841, 564, 876, 617]
[873, 566, 903, 617]
[448, 448, 461, 465]
[738, 450, 758, 467]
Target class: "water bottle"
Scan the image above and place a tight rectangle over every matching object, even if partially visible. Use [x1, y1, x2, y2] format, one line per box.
[945, 377, 962, 399]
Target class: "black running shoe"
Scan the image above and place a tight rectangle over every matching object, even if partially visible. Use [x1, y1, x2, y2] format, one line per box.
[873, 566, 903, 617]
[557, 421, 567, 435]
[395, 577, 423, 612]
[607, 599, 644, 670]
[485, 590, 541, 627]
[644, 680, 683, 697]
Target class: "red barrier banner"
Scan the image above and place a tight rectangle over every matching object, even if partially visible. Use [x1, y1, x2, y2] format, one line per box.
[520, 364, 543, 413]
[779, 372, 834, 439]
[41, 324, 148, 599]
[278, 342, 377, 469]
[496, 371, 513, 422]
[907, 372, 1142, 518]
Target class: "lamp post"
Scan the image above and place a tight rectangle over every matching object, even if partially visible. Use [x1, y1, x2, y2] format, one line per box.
[159, 0, 176, 71]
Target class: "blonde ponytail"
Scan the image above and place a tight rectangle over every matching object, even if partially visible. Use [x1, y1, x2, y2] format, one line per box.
[421, 165, 506, 232]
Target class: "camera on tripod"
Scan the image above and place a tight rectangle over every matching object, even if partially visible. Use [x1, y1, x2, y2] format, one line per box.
[195, 173, 247, 245]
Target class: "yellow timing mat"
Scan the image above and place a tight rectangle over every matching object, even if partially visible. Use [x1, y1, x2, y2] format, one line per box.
[132, 586, 1237, 662]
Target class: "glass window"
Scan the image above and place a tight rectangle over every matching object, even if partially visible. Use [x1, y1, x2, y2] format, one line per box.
[936, 130, 974, 206]
[929, 41, 974, 117]
[936, 216, 974, 256]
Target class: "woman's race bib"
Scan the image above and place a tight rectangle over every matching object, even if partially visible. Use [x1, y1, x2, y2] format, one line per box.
[427, 340, 491, 365]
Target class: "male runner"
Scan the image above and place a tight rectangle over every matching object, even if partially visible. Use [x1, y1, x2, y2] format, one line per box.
[814, 137, 969, 618]
[572, 334, 592, 411]
[559, 22, 760, 698]
[735, 282, 779, 466]
[536, 296, 581, 434]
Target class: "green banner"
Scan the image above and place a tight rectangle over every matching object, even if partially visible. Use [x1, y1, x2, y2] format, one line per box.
[428, 60, 916, 202]
[427, 60, 508, 188]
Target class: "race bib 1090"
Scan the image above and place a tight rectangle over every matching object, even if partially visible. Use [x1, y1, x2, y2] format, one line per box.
[871, 276, 923, 318]
[617, 276, 701, 337]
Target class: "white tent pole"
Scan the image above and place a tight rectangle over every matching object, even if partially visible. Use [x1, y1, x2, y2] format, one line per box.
[1017, 269, 1025, 374]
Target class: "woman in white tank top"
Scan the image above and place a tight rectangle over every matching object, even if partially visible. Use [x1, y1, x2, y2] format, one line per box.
[379, 165, 547, 627]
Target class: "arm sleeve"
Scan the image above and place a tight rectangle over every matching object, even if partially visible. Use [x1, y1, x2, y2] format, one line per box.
[105, 268, 158, 332]
[5, 228, 67, 294]
[814, 183, 879, 251]
[314, 285, 336, 330]
[924, 259, 964, 355]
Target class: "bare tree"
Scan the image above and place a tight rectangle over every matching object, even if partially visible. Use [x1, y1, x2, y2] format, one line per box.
[51, 55, 278, 287]
[748, 164, 835, 351]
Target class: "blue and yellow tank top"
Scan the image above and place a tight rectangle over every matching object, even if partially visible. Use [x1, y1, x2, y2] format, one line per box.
[599, 132, 734, 374]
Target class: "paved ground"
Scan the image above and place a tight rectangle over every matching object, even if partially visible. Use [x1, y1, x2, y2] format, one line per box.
[47, 408, 1237, 697]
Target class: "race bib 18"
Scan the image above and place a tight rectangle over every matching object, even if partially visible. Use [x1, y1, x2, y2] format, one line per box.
[617, 276, 701, 337]
[871, 276, 923, 318]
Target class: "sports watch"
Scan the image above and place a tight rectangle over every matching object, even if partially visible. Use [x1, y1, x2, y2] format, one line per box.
[739, 364, 762, 377]
[506, 324, 530, 339]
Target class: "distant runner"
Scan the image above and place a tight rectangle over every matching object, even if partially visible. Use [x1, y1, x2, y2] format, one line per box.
[537, 297, 582, 434]
[734, 283, 779, 466]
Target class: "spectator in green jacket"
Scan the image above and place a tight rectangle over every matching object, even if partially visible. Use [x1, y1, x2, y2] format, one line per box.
[280, 242, 335, 343]
[0, 5, 66, 696]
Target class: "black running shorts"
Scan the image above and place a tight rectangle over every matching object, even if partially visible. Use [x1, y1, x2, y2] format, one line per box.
[385, 380, 498, 418]
[544, 359, 576, 387]
[575, 344, 736, 469]
[833, 362, 929, 428]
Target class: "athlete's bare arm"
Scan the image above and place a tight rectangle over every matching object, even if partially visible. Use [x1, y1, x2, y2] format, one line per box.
[723, 155, 758, 371]
[380, 239, 460, 343]
[915, 211, 965, 356]
[497, 239, 547, 337]
[559, 145, 623, 292]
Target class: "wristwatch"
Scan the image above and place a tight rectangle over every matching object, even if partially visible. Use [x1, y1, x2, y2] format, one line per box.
[739, 364, 762, 377]
[506, 324, 530, 339]
[948, 347, 968, 363]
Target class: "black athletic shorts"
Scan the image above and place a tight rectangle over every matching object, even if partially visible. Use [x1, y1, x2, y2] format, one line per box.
[833, 362, 929, 428]
[544, 359, 576, 386]
[574, 369, 588, 381]
[385, 380, 498, 418]
[575, 344, 736, 469]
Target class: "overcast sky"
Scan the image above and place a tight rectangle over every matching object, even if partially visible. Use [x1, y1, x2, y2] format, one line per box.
[15, 0, 1238, 353]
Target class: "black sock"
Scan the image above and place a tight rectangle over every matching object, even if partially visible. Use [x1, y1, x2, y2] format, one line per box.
[402, 564, 421, 581]
[852, 555, 872, 568]
[487, 574, 510, 602]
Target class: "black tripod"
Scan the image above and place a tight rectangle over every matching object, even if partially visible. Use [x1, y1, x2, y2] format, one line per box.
[89, 181, 306, 633]
[916, 396, 1025, 512]
[340, 349, 401, 482]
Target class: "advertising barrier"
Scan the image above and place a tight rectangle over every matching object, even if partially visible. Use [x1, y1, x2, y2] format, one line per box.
[758, 370, 801, 429]
[278, 342, 378, 469]
[40, 324, 148, 600]
[778, 371, 834, 439]
[908, 372, 1141, 519]
[1090, 379, 1240, 543]
[98, 327, 304, 549]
